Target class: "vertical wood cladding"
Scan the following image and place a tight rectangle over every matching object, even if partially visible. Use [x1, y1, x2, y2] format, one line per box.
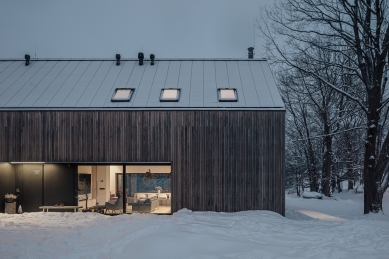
[0, 110, 285, 215]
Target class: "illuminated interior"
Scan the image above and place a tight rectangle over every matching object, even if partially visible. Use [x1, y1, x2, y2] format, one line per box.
[77, 165, 171, 214]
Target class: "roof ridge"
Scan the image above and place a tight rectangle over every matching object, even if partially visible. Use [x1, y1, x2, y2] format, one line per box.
[0, 58, 268, 62]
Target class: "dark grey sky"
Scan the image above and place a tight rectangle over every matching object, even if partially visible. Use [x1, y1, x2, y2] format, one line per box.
[0, 0, 269, 59]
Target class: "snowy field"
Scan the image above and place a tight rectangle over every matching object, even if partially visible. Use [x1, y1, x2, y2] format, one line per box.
[1, 191, 389, 259]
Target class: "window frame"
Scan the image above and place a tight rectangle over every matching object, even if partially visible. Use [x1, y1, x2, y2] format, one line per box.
[218, 88, 238, 102]
[160, 88, 181, 102]
[111, 88, 135, 102]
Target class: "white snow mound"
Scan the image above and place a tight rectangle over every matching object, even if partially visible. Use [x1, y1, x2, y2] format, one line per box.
[303, 191, 323, 199]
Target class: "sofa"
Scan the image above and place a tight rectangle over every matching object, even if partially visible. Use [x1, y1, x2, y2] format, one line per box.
[132, 196, 159, 213]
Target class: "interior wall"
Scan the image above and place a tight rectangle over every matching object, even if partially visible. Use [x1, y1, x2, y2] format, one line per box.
[125, 165, 171, 174]
[0, 163, 15, 213]
[74, 165, 172, 200]
[22, 164, 43, 212]
[44, 164, 75, 207]
[110, 166, 122, 195]
[14, 164, 22, 211]
[1, 163, 75, 212]
[78, 166, 92, 174]
[96, 166, 110, 204]
[91, 166, 97, 199]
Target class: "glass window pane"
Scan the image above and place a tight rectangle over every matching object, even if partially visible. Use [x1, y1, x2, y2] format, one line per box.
[162, 89, 178, 99]
[220, 89, 235, 99]
[114, 89, 131, 99]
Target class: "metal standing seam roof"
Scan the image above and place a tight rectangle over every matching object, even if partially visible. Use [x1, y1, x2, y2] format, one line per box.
[0, 59, 284, 110]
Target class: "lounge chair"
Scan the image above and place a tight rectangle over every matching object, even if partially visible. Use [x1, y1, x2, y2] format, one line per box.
[105, 194, 123, 214]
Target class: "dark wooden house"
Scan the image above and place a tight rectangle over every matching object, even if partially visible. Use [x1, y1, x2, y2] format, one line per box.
[0, 56, 285, 215]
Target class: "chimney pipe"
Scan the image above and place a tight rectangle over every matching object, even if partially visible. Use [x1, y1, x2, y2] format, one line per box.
[248, 47, 254, 59]
[138, 52, 144, 66]
[25, 54, 30, 66]
[116, 54, 121, 66]
[150, 54, 155, 65]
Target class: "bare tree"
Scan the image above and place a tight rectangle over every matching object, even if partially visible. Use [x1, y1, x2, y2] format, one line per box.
[280, 72, 320, 192]
[259, 0, 389, 213]
[279, 60, 364, 197]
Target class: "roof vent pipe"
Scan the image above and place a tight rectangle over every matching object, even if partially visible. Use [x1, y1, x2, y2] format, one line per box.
[248, 47, 254, 59]
[150, 54, 155, 65]
[116, 54, 121, 66]
[25, 54, 30, 66]
[138, 52, 144, 66]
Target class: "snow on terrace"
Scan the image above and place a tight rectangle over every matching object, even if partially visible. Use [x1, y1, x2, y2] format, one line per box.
[0, 192, 388, 259]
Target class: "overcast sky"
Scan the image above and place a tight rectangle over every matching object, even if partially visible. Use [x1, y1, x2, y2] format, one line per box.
[0, 0, 270, 59]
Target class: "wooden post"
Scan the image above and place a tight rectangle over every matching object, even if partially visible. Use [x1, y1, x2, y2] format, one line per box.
[123, 164, 126, 214]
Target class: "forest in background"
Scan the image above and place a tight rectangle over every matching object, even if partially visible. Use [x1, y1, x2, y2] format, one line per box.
[258, 0, 389, 213]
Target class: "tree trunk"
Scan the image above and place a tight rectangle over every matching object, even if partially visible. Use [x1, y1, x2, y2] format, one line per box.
[363, 113, 382, 213]
[305, 137, 318, 192]
[295, 168, 300, 197]
[337, 177, 342, 193]
[306, 146, 317, 192]
[348, 180, 354, 191]
[322, 127, 332, 196]
[331, 178, 336, 194]
[347, 139, 355, 191]
[347, 164, 355, 191]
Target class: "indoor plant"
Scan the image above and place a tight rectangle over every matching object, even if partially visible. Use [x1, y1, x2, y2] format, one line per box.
[4, 193, 17, 203]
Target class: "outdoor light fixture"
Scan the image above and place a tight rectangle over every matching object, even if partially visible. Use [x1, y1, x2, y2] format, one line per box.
[25, 54, 30, 66]
[138, 52, 144, 66]
[150, 54, 155, 65]
[116, 54, 121, 66]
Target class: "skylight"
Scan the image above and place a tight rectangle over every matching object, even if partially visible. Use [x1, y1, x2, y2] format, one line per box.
[160, 88, 180, 102]
[111, 88, 134, 102]
[218, 88, 237, 102]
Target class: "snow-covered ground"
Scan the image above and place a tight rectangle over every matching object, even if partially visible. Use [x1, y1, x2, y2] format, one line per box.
[1, 191, 389, 259]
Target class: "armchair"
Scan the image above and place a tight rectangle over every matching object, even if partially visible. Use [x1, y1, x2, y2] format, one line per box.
[105, 194, 123, 214]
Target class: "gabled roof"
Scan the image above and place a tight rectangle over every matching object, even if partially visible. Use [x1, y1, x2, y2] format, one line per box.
[0, 59, 284, 110]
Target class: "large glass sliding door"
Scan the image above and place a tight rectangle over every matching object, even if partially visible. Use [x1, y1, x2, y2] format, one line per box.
[116, 165, 171, 214]
[77, 164, 171, 214]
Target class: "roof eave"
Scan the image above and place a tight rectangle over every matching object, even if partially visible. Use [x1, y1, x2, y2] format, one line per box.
[0, 107, 286, 111]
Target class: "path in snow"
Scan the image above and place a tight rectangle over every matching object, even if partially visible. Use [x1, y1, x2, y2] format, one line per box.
[297, 210, 349, 222]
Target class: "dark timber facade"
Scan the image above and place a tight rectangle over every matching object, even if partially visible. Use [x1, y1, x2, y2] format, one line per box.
[0, 58, 285, 215]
